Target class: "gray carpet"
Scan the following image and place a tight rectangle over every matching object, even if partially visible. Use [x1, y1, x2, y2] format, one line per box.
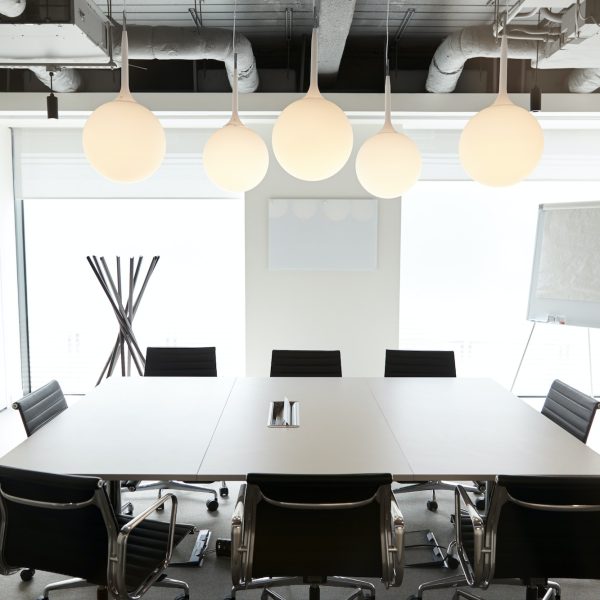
[0, 484, 597, 600]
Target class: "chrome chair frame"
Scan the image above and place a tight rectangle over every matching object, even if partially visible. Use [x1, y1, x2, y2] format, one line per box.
[411, 476, 598, 600]
[230, 481, 404, 600]
[0, 478, 189, 600]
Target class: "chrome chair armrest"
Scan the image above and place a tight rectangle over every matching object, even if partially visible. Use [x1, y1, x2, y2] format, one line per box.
[385, 496, 405, 587]
[454, 485, 485, 587]
[231, 483, 247, 585]
[110, 492, 179, 600]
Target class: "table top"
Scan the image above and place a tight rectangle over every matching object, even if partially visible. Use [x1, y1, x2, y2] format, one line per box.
[369, 377, 600, 480]
[198, 377, 412, 479]
[0, 377, 235, 480]
[2, 376, 600, 481]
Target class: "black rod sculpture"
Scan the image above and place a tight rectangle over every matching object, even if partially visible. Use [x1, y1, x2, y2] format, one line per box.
[87, 255, 160, 385]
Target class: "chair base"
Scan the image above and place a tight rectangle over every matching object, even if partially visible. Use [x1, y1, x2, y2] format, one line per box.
[231, 576, 376, 600]
[409, 576, 561, 600]
[454, 580, 560, 600]
[134, 480, 219, 511]
[37, 574, 190, 600]
[37, 577, 93, 600]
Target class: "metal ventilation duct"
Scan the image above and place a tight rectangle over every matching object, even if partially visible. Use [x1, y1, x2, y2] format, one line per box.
[0, 0, 259, 92]
[426, 25, 539, 93]
[0, 0, 25, 18]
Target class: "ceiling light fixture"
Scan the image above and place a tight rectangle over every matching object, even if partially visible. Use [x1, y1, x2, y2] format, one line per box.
[203, 0, 269, 193]
[271, 1, 353, 181]
[459, 30, 544, 187]
[83, 7, 166, 183]
[355, 0, 421, 198]
[46, 71, 58, 120]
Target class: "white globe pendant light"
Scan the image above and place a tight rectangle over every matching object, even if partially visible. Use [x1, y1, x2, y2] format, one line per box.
[272, 16, 353, 182]
[83, 15, 166, 183]
[459, 32, 543, 187]
[356, 76, 421, 198]
[203, 1, 269, 193]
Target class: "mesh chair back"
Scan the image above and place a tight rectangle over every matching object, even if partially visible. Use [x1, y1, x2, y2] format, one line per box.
[542, 379, 599, 443]
[384, 350, 456, 377]
[144, 347, 217, 377]
[0, 466, 113, 585]
[489, 475, 600, 581]
[270, 350, 342, 377]
[12, 380, 68, 437]
[246, 473, 390, 578]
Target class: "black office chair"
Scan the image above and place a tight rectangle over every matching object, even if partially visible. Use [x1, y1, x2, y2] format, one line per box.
[134, 346, 225, 511]
[13, 380, 135, 532]
[144, 346, 218, 377]
[385, 350, 481, 512]
[412, 475, 600, 600]
[542, 379, 599, 443]
[384, 349, 456, 378]
[230, 473, 404, 600]
[12, 380, 67, 438]
[270, 350, 342, 377]
[0, 465, 193, 600]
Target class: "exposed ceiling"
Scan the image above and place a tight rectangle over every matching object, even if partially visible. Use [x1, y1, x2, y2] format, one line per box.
[0, 1, 597, 94]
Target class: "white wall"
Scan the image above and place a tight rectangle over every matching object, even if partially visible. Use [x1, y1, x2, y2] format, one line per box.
[244, 124, 401, 377]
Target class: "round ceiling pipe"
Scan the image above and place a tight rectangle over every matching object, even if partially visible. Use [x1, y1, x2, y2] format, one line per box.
[567, 68, 600, 93]
[28, 25, 259, 94]
[113, 26, 259, 93]
[426, 25, 539, 93]
[29, 67, 82, 93]
[0, 0, 25, 18]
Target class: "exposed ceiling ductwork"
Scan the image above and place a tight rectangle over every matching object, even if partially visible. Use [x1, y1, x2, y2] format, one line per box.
[0, 0, 259, 93]
[14, 25, 259, 93]
[426, 25, 539, 93]
[567, 68, 600, 93]
[0, 0, 24, 18]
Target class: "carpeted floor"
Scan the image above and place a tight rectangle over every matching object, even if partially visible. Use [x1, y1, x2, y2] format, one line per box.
[0, 484, 597, 600]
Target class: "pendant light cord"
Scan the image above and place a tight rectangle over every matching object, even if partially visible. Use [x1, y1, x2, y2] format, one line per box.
[231, 0, 239, 119]
[120, 0, 130, 96]
[385, 0, 390, 76]
[383, 0, 392, 129]
[308, 0, 319, 93]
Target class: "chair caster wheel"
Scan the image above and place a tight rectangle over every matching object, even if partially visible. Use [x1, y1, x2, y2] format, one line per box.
[174, 595, 189, 600]
[206, 498, 219, 512]
[20, 568, 35, 581]
[426, 500, 438, 512]
[447, 556, 459, 569]
[122, 502, 134, 516]
[261, 590, 269, 600]
[36, 596, 48, 600]
[220, 486, 229, 498]
[475, 498, 485, 511]
[156, 504, 165, 512]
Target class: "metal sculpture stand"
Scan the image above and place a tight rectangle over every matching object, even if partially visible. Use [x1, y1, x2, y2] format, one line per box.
[87, 256, 159, 385]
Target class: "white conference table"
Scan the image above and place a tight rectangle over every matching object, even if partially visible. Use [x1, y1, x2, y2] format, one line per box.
[2, 376, 600, 482]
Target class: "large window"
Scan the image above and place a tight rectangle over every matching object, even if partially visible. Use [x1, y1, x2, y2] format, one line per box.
[24, 197, 245, 394]
[400, 181, 600, 397]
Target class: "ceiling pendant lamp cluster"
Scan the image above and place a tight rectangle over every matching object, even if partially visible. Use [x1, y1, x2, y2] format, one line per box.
[459, 31, 544, 187]
[203, 0, 269, 193]
[272, 5, 353, 182]
[83, 10, 166, 183]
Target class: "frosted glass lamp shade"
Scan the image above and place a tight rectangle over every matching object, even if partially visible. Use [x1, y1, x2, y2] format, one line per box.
[356, 129, 421, 198]
[459, 99, 544, 187]
[203, 121, 269, 192]
[83, 97, 166, 183]
[272, 94, 353, 181]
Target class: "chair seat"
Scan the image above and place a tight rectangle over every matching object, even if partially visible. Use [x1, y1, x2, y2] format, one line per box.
[116, 516, 193, 591]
